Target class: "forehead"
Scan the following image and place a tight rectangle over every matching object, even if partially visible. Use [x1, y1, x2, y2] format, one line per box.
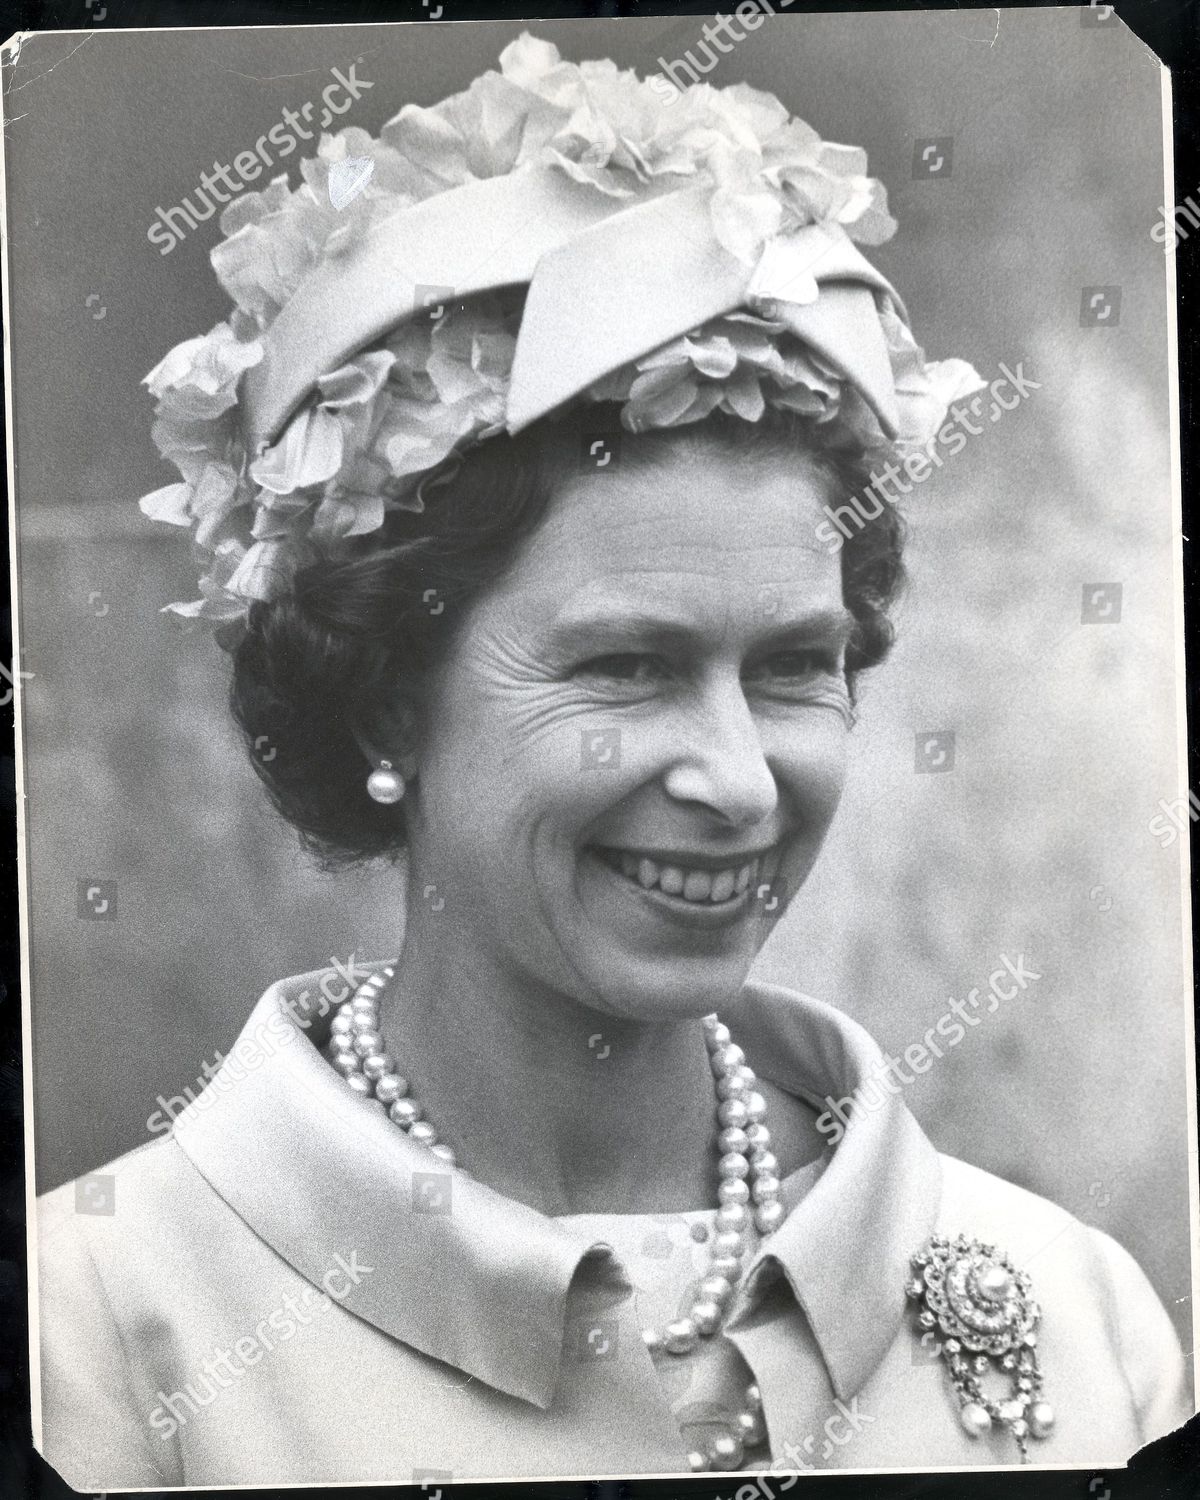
[491, 439, 844, 622]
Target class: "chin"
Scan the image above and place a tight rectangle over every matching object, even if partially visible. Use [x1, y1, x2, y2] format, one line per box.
[558, 840, 809, 1023]
[575, 948, 761, 1026]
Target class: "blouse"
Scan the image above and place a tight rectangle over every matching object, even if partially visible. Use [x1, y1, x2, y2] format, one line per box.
[35, 965, 1191, 1488]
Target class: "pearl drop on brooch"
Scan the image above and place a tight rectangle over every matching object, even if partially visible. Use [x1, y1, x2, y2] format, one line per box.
[735, 1409, 766, 1446]
[709, 1433, 745, 1470]
[960, 1402, 993, 1438]
[1029, 1401, 1056, 1438]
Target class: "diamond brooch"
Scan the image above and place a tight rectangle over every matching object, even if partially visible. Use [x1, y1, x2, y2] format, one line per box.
[907, 1233, 1055, 1461]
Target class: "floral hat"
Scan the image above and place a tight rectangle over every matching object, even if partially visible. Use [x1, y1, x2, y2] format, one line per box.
[140, 32, 983, 630]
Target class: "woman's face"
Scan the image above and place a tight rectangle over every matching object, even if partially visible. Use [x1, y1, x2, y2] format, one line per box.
[405, 436, 854, 1022]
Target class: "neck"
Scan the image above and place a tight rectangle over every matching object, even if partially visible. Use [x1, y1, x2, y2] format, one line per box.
[379, 903, 724, 1217]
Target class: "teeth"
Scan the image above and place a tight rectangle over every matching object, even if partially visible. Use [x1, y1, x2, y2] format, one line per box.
[683, 870, 713, 901]
[602, 850, 767, 905]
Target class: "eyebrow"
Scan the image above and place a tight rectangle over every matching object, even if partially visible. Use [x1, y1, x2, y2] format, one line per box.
[544, 604, 857, 655]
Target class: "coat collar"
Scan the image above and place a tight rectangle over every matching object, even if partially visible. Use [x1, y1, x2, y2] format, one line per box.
[726, 980, 943, 1400]
[172, 965, 940, 1410]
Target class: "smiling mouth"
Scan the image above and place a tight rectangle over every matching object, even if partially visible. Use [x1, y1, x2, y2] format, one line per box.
[592, 846, 773, 905]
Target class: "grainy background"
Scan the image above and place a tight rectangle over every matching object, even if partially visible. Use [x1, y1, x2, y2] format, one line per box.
[5, 11, 1193, 1347]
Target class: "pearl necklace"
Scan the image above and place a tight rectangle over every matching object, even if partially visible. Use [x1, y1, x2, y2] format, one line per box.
[328, 966, 781, 1473]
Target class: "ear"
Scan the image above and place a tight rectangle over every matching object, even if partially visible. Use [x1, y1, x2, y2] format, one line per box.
[353, 697, 419, 782]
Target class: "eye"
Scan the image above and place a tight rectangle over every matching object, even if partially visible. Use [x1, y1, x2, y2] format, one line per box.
[744, 648, 843, 685]
[574, 653, 671, 685]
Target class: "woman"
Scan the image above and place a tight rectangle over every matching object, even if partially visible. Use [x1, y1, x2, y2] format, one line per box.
[37, 34, 1187, 1488]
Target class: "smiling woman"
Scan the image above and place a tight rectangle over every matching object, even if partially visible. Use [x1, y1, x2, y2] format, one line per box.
[35, 30, 1188, 1491]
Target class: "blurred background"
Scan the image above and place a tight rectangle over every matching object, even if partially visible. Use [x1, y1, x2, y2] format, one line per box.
[5, 12, 1193, 1347]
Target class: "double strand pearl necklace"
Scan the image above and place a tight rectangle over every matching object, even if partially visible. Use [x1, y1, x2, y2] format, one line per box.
[328, 967, 782, 1473]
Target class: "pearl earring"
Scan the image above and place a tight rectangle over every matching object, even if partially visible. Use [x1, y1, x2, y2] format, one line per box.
[366, 760, 405, 805]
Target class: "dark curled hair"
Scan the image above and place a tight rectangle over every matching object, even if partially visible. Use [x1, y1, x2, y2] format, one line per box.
[230, 404, 906, 867]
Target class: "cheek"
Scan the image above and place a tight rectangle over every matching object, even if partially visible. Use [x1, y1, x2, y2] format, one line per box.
[771, 714, 849, 822]
[416, 674, 637, 846]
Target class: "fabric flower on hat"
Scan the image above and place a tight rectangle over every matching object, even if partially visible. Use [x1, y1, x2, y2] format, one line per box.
[588, 311, 845, 431]
[877, 299, 986, 451]
[141, 293, 521, 623]
[586, 298, 983, 453]
[138, 32, 979, 630]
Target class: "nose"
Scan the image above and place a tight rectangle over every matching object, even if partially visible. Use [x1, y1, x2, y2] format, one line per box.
[662, 677, 778, 829]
